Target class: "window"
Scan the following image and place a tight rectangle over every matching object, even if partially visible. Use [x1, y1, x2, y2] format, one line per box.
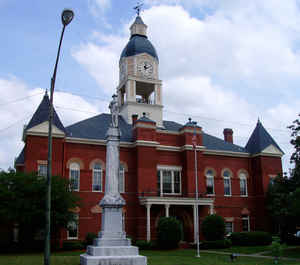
[239, 172, 248, 196]
[92, 163, 102, 191]
[242, 216, 250, 232]
[118, 164, 125, 193]
[67, 214, 78, 239]
[38, 164, 47, 177]
[157, 166, 181, 195]
[69, 163, 80, 191]
[225, 222, 233, 234]
[223, 170, 232, 196]
[205, 169, 215, 195]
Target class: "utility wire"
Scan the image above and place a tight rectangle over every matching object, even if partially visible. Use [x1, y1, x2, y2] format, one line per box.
[0, 115, 32, 134]
[0, 92, 44, 108]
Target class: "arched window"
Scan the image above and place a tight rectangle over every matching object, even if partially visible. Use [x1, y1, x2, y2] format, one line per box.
[119, 164, 125, 193]
[70, 162, 80, 191]
[223, 169, 232, 196]
[92, 163, 102, 192]
[205, 169, 215, 195]
[239, 172, 248, 196]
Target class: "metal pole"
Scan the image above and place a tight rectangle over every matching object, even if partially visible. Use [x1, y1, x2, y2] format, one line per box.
[193, 121, 200, 258]
[44, 24, 66, 265]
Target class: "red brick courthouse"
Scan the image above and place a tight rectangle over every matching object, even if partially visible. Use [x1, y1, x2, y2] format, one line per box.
[15, 15, 283, 243]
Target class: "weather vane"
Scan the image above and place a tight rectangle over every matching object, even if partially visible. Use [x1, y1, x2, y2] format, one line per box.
[134, 1, 143, 16]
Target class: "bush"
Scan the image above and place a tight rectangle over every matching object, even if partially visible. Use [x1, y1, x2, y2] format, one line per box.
[230, 231, 272, 246]
[135, 240, 155, 250]
[270, 241, 282, 258]
[201, 214, 225, 241]
[62, 240, 85, 250]
[157, 217, 182, 249]
[200, 239, 232, 249]
[84, 232, 97, 247]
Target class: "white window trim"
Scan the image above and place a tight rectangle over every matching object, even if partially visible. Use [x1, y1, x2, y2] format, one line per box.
[119, 165, 125, 193]
[69, 163, 80, 192]
[92, 165, 103, 192]
[242, 216, 250, 232]
[67, 215, 79, 240]
[225, 221, 234, 234]
[224, 176, 232, 196]
[37, 164, 47, 177]
[205, 169, 215, 196]
[239, 176, 248, 197]
[157, 168, 182, 196]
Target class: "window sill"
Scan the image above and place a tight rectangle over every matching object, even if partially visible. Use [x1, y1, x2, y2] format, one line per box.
[224, 194, 232, 197]
[240, 194, 248, 197]
[206, 193, 215, 196]
[67, 237, 78, 240]
[92, 190, 103, 192]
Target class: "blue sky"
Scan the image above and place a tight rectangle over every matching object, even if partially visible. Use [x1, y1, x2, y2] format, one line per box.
[0, 0, 299, 172]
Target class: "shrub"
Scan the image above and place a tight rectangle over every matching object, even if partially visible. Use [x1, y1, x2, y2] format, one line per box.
[157, 217, 182, 249]
[62, 240, 85, 250]
[200, 239, 232, 249]
[270, 241, 282, 258]
[135, 240, 155, 250]
[230, 231, 272, 246]
[84, 232, 97, 247]
[201, 214, 225, 241]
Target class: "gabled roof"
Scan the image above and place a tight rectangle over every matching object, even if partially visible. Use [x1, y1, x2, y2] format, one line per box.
[15, 147, 25, 165]
[25, 92, 66, 133]
[202, 133, 247, 153]
[65, 114, 248, 154]
[66, 114, 132, 142]
[245, 120, 283, 155]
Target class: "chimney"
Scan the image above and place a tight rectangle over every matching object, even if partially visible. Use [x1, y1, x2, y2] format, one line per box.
[132, 114, 138, 125]
[223, 128, 233, 143]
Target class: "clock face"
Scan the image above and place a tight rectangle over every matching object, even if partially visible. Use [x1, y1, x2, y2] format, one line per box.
[137, 61, 153, 78]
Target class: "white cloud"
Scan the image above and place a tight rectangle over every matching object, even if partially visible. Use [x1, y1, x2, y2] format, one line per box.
[88, 0, 111, 15]
[71, 3, 298, 172]
[0, 76, 103, 171]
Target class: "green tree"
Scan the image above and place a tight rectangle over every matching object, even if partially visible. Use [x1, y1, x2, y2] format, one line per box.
[0, 171, 81, 245]
[201, 214, 225, 241]
[267, 114, 300, 240]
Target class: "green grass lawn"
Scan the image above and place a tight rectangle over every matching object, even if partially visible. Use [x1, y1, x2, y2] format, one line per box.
[210, 245, 271, 254]
[0, 249, 299, 265]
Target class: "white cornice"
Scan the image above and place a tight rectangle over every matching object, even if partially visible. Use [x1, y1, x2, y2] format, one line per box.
[157, 145, 181, 152]
[26, 131, 65, 138]
[139, 196, 214, 206]
[251, 152, 283, 158]
[135, 140, 159, 147]
[156, 129, 180, 135]
[182, 145, 206, 151]
[134, 123, 156, 129]
[203, 149, 250, 158]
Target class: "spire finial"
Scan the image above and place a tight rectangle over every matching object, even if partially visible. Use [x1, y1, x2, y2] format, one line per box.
[134, 1, 143, 16]
[45, 89, 48, 96]
[257, 117, 261, 124]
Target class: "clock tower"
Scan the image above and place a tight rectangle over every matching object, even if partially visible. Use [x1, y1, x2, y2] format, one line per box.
[117, 15, 163, 127]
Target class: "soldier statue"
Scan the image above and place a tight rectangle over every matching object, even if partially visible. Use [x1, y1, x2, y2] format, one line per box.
[109, 94, 119, 128]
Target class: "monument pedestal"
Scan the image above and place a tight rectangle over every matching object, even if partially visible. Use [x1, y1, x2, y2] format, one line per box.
[80, 124, 147, 265]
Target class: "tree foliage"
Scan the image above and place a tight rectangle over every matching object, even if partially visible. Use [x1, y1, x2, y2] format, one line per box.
[0, 171, 81, 242]
[266, 114, 300, 239]
[157, 217, 182, 249]
[201, 214, 225, 241]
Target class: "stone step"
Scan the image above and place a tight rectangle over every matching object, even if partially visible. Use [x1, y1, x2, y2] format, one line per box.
[80, 254, 147, 265]
[87, 246, 139, 256]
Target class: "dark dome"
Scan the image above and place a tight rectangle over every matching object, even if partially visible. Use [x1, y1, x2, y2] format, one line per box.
[120, 35, 159, 61]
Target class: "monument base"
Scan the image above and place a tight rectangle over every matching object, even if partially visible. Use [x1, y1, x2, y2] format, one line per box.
[80, 246, 147, 265]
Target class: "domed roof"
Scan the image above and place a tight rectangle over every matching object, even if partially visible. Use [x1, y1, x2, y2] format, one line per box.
[120, 34, 159, 61]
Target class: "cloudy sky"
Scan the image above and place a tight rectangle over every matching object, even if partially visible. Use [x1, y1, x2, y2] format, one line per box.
[0, 0, 299, 172]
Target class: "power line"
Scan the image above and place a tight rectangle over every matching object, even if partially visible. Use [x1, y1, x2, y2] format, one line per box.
[0, 115, 32, 134]
[0, 92, 44, 108]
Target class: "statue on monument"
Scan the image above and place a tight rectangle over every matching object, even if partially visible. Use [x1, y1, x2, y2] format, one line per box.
[109, 94, 119, 128]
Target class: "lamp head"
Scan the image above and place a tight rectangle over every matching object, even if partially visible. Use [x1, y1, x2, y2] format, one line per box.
[61, 9, 74, 26]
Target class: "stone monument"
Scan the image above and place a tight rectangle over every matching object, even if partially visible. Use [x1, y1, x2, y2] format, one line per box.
[80, 95, 147, 265]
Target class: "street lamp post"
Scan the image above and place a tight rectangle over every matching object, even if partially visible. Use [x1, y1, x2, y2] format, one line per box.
[45, 9, 74, 265]
[192, 120, 200, 258]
